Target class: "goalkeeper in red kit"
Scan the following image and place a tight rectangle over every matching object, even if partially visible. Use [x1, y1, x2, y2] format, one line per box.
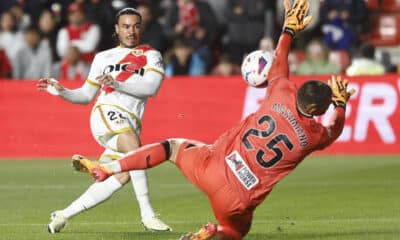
[73, 0, 355, 239]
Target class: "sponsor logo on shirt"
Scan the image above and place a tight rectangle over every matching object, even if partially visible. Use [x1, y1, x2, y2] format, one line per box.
[225, 151, 259, 190]
[131, 49, 144, 56]
[103, 64, 145, 75]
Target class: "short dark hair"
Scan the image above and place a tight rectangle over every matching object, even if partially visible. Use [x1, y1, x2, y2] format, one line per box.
[359, 43, 375, 59]
[115, 7, 142, 24]
[297, 80, 332, 116]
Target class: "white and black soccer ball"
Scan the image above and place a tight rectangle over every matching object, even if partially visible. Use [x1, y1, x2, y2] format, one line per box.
[241, 50, 274, 87]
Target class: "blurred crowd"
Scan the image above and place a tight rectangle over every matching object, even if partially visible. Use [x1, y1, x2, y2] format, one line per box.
[0, 0, 399, 80]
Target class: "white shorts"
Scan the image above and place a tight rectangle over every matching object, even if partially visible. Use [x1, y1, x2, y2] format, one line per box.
[90, 104, 141, 151]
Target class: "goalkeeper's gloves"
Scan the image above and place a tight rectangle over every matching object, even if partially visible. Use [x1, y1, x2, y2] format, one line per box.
[283, 0, 313, 37]
[327, 75, 356, 109]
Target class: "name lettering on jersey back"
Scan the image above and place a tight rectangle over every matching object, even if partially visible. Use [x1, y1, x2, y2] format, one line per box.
[272, 103, 309, 147]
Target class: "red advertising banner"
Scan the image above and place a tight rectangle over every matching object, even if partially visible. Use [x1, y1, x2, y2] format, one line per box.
[0, 75, 399, 158]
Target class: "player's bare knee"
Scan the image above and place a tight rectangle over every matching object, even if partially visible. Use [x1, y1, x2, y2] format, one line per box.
[116, 131, 141, 153]
[114, 172, 130, 184]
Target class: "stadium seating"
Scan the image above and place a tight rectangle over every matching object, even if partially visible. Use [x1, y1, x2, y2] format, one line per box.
[380, 0, 400, 12]
[364, 14, 400, 46]
[366, 0, 400, 12]
[366, 0, 379, 10]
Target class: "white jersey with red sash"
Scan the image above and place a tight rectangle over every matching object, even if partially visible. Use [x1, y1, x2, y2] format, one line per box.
[86, 45, 164, 150]
[87, 45, 163, 121]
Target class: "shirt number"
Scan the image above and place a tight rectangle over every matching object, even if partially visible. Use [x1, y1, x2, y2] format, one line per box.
[242, 115, 294, 168]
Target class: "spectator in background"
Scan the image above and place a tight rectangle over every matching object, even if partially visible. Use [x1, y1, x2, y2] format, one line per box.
[52, 45, 89, 80]
[211, 54, 240, 76]
[22, 0, 65, 27]
[321, 15, 355, 51]
[0, 48, 12, 78]
[320, 0, 368, 36]
[346, 42, 385, 76]
[258, 36, 275, 52]
[137, 4, 166, 53]
[75, 0, 115, 51]
[164, 0, 218, 71]
[296, 39, 340, 75]
[38, 9, 60, 63]
[165, 38, 206, 76]
[203, 0, 229, 26]
[0, 11, 23, 70]
[9, 3, 31, 30]
[0, 2, 15, 15]
[13, 26, 52, 79]
[223, 0, 270, 64]
[56, 2, 100, 63]
[380, 51, 397, 73]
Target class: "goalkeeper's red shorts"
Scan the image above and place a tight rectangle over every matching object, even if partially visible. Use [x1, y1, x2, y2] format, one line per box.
[175, 140, 253, 237]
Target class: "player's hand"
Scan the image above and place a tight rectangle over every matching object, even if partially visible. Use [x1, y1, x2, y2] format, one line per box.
[96, 74, 119, 88]
[327, 75, 356, 108]
[37, 78, 65, 95]
[283, 0, 312, 36]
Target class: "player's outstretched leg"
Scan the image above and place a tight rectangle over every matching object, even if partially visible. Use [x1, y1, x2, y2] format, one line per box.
[73, 141, 172, 181]
[48, 154, 121, 233]
[71, 154, 172, 231]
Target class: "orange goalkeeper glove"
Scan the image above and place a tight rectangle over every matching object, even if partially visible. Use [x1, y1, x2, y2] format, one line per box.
[327, 75, 356, 109]
[283, 0, 313, 37]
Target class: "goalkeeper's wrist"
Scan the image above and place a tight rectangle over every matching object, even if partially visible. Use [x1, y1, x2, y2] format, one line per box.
[333, 101, 346, 110]
[283, 27, 295, 37]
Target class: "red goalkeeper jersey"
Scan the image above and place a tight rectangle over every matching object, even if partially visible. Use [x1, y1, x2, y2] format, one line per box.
[210, 33, 345, 207]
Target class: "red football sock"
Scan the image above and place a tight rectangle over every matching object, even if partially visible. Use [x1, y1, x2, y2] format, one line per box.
[119, 142, 169, 172]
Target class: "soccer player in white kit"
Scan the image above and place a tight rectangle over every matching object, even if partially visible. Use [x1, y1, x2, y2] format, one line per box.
[37, 8, 171, 233]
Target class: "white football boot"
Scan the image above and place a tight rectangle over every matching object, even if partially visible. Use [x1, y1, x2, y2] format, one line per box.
[48, 211, 67, 233]
[141, 215, 172, 231]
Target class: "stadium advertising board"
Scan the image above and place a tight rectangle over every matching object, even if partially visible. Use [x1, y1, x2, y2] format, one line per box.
[0, 75, 399, 158]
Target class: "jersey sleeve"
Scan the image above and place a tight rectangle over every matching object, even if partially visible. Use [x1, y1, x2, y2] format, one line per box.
[86, 53, 102, 87]
[317, 107, 346, 149]
[113, 49, 165, 98]
[267, 33, 292, 85]
[144, 50, 165, 76]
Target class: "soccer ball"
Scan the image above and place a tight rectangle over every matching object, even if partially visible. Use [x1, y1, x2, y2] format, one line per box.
[241, 50, 274, 87]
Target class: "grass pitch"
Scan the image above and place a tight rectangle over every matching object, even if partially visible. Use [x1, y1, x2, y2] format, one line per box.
[0, 155, 399, 240]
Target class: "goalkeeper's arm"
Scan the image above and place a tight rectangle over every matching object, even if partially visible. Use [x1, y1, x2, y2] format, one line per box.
[322, 75, 356, 146]
[323, 107, 346, 146]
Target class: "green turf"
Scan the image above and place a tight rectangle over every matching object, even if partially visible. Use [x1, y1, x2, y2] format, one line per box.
[0, 156, 399, 240]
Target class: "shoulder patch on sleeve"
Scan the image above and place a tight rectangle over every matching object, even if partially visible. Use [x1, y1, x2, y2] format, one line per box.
[135, 45, 154, 52]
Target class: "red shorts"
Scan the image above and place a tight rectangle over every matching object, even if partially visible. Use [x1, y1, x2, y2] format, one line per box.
[175, 140, 253, 237]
